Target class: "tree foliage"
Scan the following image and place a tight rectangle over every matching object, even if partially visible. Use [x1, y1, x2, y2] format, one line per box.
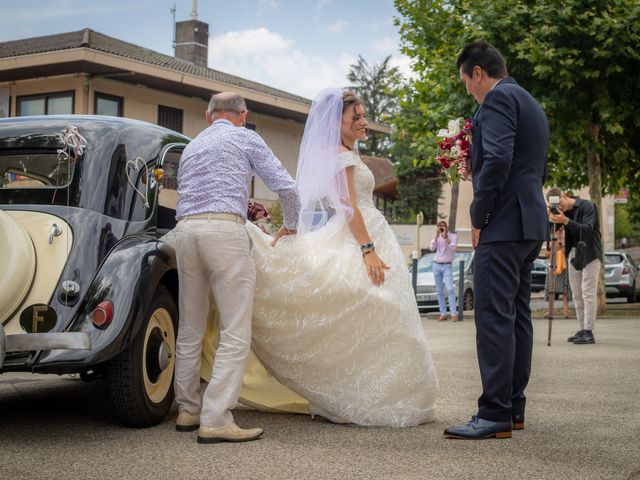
[394, 0, 640, 193]
[346, 55, 403, 158]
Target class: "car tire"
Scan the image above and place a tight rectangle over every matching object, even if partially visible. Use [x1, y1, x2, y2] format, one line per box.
[105, 284, 177, 427]
[628, 282, 637, 303]
[463, 289, 474, 311]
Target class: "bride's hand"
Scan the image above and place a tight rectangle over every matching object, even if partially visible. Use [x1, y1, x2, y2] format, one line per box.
[364, 251, 391, 286]
[271, 225, 296, 246]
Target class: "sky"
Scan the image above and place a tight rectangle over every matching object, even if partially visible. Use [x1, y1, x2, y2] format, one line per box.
[0, 0, 411, 99]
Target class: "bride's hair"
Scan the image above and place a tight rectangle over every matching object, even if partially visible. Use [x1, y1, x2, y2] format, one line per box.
[342, 91, 362, 114]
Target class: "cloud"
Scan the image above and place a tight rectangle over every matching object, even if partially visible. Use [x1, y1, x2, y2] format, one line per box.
[372, 37, 397, 54]
[326, 19, 348, 33]
[257, 0, 280, 9]
[209, 28, 355, 98]
[389, 54, 416, 80]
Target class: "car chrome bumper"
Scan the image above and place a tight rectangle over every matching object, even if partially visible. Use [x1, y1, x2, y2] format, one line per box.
[1, 326, 91, 368]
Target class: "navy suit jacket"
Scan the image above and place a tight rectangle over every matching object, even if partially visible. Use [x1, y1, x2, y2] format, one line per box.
[470, 77, 550, 243]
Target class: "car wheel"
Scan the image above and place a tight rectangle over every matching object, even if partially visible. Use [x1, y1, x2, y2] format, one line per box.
[628, 282, 637, 303]
[463, 289, 474, 311]
[105, 285, 177, 427]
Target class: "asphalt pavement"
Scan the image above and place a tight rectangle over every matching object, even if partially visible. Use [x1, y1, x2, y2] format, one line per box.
[0, 316, 639, 480]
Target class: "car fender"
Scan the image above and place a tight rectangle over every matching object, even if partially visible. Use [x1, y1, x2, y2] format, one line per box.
[34, 234, 177, 369]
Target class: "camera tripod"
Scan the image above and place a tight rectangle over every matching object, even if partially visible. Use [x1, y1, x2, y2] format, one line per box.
[546, 222, 560, 346]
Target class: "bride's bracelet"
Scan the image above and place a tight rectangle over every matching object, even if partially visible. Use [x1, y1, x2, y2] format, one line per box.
[361, 242, 375, 256]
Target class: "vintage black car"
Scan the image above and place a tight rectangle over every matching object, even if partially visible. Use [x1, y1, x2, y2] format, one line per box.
[0, 115, 189, 427]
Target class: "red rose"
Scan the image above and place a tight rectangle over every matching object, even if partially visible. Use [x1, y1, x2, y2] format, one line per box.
[438, 155, 451, 169]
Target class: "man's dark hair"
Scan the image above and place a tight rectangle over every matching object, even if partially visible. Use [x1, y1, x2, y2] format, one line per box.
[546, 186, 563, 200]
[456, 41, 508, 79]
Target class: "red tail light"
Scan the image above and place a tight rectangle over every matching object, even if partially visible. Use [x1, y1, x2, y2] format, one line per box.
[92, 301, 113, 329]
[622, 265, 630, 275]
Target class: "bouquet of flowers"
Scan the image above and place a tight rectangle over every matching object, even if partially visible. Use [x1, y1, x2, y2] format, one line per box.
[436, 117, 472, 183]
[247, 201, 271, 233]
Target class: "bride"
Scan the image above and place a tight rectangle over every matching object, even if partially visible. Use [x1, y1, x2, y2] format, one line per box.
[241, 88, 438, 427]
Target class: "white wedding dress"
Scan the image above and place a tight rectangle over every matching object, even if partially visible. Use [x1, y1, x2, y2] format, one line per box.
[244, 151, 438, 427]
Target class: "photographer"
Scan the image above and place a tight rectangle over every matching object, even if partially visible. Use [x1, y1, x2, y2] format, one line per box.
[429, 220, 458, 321]
[547, 187, 603, 345]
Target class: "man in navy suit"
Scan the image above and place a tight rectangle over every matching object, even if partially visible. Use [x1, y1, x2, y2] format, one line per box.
[444, 41, 549, 440]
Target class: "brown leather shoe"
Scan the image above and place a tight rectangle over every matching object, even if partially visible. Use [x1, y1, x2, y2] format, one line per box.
[438, 314, 448, 321]
[512, 413, 524, 430]
[451, 314, 459, 322]
[176, 410, 200, 432]
[197, 423, 263, 444]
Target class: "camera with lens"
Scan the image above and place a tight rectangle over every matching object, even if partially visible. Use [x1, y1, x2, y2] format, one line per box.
[548, 195, 560, 215]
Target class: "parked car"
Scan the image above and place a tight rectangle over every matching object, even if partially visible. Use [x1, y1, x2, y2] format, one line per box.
[414, 251, 474, 312]
[531, 258, 548, 292]
[604, 251, 640, 302]
[0, 115, 190, 427]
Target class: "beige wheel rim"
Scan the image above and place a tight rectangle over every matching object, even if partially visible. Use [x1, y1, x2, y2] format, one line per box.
[142, 307, 175, 404]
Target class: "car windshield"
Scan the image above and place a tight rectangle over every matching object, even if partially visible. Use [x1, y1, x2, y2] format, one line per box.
[417, 251, 471, 273]
[604, 254, 624, 265]
[0, 152, 74, 188]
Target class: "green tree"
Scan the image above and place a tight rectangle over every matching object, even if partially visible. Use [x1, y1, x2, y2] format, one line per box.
[346, 55, 403, 158]
[394, 0, 640, 309]
[390, 121, 443, 224]
[393, 1, 479, 230]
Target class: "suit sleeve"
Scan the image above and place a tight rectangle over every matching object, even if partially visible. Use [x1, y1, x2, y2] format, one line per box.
[470, 89, 517, 229]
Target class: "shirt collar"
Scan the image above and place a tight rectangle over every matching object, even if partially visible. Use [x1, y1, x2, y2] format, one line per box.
[489, 78, 503, 91]
[213, 119, 234, 127]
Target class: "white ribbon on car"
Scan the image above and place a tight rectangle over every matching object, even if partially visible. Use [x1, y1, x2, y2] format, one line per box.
[126, 156, 150, 208]
[57, 125, 87, 163]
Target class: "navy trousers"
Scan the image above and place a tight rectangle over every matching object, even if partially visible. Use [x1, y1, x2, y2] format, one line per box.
[473, 240, 543, 422]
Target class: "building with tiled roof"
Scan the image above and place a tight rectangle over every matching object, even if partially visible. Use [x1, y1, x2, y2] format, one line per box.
[0, 23, 394, 207]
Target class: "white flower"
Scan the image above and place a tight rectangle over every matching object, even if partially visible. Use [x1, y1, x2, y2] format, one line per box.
[438, 118, 463, 138]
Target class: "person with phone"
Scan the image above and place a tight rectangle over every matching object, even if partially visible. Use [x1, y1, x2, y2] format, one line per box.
[429, 220, 459, 321]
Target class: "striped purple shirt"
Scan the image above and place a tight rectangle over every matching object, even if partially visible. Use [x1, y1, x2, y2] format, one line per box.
[176, 119, 300, 229]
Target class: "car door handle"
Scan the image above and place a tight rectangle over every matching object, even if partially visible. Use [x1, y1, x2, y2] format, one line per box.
[49, 223, 62, 244]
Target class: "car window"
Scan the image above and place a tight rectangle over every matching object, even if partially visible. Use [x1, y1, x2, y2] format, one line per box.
[417, 253, 436, 273]
[158, 146, 183, 211]
[533, 260, 547, 271]
[416, 251, 472, 274]
[626, 255, 637, 268]
[0, 152, 74, 188]
[605, 254, 623, 265]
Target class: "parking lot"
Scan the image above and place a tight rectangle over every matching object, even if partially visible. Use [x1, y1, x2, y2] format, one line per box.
[1, 316, 638, 480]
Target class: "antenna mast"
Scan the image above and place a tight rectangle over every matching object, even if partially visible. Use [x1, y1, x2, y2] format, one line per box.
[171, 3, 177, 53]
[191, 0, 198, 20]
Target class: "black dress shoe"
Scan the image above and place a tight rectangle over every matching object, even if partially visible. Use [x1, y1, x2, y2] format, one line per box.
[444, 416, 512, 439]
[567, 330, 584, 342]
[512, 413, 525, 431]
[573, 330, 595, 344]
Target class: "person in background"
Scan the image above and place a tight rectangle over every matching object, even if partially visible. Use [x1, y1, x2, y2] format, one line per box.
[547, 187, 603, 345]
[429, 220, 459, 321]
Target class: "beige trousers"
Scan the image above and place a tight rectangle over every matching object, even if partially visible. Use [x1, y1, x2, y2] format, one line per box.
[567, 257, 601, 332]
[173, 218, 255, 427]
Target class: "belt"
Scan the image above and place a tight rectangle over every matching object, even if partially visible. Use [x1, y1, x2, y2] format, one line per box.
[180, 213, 244, 223]
[433, 261, 452, 264]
